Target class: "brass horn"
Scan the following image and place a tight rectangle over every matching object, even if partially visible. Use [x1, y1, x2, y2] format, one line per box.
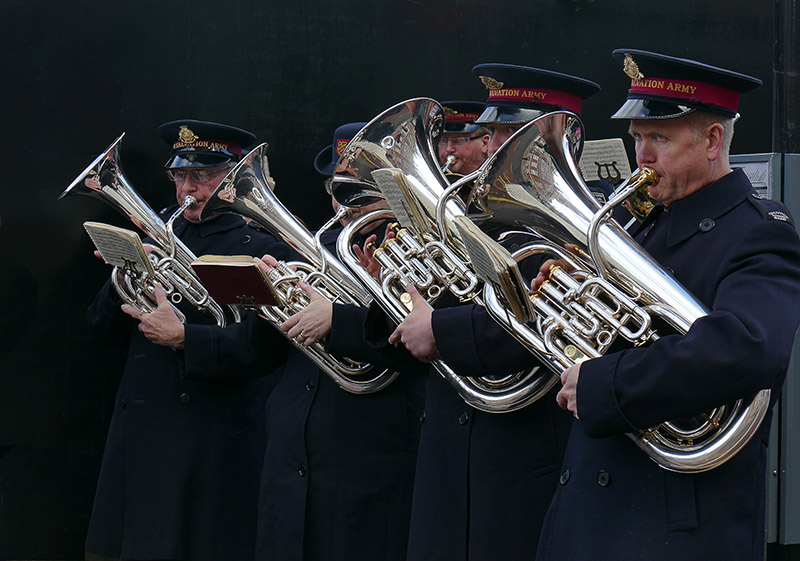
[200, 143, 399, 394]
[60, 133, 231, 327]
[332, 98, 557, 412]
[461, 110, 770, 472]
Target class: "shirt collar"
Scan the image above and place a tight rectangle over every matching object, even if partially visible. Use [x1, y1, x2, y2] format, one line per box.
[660, 168, 751, 247]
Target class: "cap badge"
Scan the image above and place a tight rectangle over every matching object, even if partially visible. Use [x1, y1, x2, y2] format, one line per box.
[178, 126, 199, 144]
[443, 106, 457, 117]
[480, 76, 504, 90]
[623, 53, 644, 80]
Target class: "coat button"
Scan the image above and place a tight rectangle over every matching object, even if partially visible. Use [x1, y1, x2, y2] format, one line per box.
[241, 234, 252, 244]
[305, 380, 315, 391]
[597, 470, 610, 487]
[298, 464, 307, 477]
[559, 470, 570, 485]
[699, 218, 715, 232]
[458, 412, 470, 425]
[121, 399, 127, 410]
[179, 392, 191, 404]
[419, 410, 426, 423]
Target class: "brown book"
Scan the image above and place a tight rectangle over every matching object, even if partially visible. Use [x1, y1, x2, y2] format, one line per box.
[191, 255, 281, 307]
[451, 215, 534, 323]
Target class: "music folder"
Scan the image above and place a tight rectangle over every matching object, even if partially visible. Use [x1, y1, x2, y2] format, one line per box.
[451, 215, 534, 323]
[191, 255, 281, 307]
[83, 221, 154, 276]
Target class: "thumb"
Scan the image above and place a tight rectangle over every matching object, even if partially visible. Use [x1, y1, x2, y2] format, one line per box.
[388, 324, 402, 345]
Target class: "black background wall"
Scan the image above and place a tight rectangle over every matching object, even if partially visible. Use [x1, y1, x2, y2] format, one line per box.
[0, 0, 781, 558]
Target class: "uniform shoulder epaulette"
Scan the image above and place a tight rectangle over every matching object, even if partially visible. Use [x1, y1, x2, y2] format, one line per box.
[747, 193, 795, 226]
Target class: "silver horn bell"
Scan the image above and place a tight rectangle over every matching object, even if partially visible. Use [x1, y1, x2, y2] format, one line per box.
[60, 133, 232, 327]
[332, 98, 557, 413]
[200, 143, 399, 394]
[462, 110, 770, 473]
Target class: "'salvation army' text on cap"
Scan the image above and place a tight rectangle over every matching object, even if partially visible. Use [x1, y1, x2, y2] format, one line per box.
[158, 119, 256, 168]
[471, 63, 600, 125]
[610, 49, 762, 120]
[441, 100, 486, 134]
[314, 121, 368, 176]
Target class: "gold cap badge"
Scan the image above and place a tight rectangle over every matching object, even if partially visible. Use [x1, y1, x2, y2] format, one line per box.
[178, 125, 199, 144]
[623, 53, 644, 80]
[443, 106, 457, 117]
[479, 76, 504, 90]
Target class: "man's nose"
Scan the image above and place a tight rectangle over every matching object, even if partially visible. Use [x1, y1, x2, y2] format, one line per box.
[636, 143, 655, 165]
[180, 177, 199, 190]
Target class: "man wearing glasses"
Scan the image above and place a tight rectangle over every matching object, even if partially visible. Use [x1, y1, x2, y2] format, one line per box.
[84, 120, 290, 561]
[437, 101, 490, 176]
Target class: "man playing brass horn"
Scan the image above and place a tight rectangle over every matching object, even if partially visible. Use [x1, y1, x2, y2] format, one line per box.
[533, 50, 800, 561]
[252, 122, 426, 561]
[84, 120, 290, 561]
[437, 100, 490, 176]
[380, 64, 602, 561]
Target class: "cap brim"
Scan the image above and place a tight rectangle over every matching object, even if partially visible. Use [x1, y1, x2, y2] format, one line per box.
[443, 123, 482, 134]
[314, 144, 335, 176]
[165, 153, 233, 168]
[330, 177, 384, 207]
[475, 105, 547, 125]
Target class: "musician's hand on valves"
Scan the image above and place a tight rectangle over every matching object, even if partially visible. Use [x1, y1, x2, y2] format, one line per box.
[121, 283, 185, 350]
[353, 234, 381, 281]
[556, 364, 580, 419]
[530, 258, 573, 294]
[255, 254, 279, 272]
[388, 284, 438, 363]
[281, 282, 332, 346]
[353, 223, 396, 281]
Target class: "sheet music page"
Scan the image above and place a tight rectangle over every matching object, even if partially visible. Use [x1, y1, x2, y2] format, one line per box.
[579, 139, 632, 186]
[84, 221, 153, 274]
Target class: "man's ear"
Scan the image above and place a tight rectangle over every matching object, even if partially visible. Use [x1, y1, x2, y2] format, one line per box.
[706, 122, 725, 161]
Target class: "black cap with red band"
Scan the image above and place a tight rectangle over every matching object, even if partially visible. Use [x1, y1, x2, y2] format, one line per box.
[314, 121, 368, 176]
[610, 49, 762, 120]
[471, 63, 600, 125]
[158, 119, 256, 168]
[441, 101, 485, 134]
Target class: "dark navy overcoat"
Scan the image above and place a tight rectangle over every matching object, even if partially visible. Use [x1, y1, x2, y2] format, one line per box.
[85, 213, 289, 561]
[362, 231, 574, 561]
[255, 226, 426, 561]
[536, 169, 800, 561]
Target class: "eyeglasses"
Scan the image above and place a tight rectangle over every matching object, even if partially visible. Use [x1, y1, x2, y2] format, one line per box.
[166, 165, 232, 183]
[442, 134, 486, 147]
